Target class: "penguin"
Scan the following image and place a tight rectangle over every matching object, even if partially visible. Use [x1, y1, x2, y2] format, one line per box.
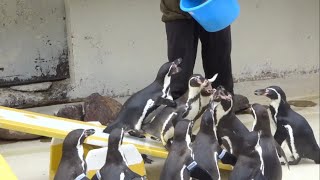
[141, 74, 217, 149]
[192, 74, 218, 135]
[91, 128, 145, 180]
[228, 130, 267, 180]
[54, 129, 95, 180]
[250, 103, 285, 180]
[103, 58, 182, 138]
[214, 85, 250, 157]
[254, 86, 320, 165]
[160, 118, 193, 180]
[160, 116, 212, 180]
[192, 99, 237, 180]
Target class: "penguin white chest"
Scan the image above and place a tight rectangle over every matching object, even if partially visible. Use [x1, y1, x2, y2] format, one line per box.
[135, 99, 155, 130]
[76, 144, 85, 171]
[184, 101, 200, 120]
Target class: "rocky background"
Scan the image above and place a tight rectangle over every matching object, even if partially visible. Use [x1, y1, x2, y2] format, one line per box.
[0, 92, 122, 140]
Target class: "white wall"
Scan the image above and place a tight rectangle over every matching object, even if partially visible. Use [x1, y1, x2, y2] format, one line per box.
[0, 0, 67, 84]
[65, 0, 319, 99]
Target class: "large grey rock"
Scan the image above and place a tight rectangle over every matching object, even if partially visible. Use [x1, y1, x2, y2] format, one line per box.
[0, 80, 70, 109]
[10, 82, 53, 92]
[0, 129, 41, 140]
[84, 93, 122, 125]
[55, 104, 84, 120]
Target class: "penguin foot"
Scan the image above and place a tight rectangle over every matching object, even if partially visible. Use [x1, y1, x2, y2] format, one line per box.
[150, 136, 160, 141]
[141, 154, 153, 164]
[128, 130, 146, 138]
[288, 157, 302, 165]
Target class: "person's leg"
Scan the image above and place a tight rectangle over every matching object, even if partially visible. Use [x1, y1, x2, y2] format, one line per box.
[199, 26, 249, 113]
[199, 26, 234, 94]
[165, 19, 199, 99]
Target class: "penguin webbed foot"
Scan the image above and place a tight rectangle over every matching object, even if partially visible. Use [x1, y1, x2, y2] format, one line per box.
[128, 130, 146, 138]
[287, 156, 302, 165]
[150, 136, 160, 141]
[141, 154, 153, 164]
[155, 97, 177, 107]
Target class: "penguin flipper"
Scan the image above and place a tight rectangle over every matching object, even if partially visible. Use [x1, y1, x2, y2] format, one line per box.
[274, 139, 290, 169]
[142, 105, 166, 125]
[154, 97, 177, 107]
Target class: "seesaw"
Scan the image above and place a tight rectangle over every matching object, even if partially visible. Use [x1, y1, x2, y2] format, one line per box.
[0, 105, 232, 179]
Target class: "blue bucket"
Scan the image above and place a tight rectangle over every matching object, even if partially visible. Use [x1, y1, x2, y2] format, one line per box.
[180, 0, 240, 32]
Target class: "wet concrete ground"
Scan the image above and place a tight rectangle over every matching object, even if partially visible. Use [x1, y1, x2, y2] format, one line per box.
[0, 74, 319, 180]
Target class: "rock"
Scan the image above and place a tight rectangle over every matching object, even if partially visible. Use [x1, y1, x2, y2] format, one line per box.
[83, 93, 122, 125]
[55, 104, 84, 120]
[288, 100, 317, 107]
[0, 129, 41, 140]
[10, 82, 53, 92]
[233, 94, 250, 114]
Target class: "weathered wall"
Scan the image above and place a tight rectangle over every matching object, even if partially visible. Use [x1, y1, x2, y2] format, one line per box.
[0, 0, 68, 87]
[65, 0, 319, 99]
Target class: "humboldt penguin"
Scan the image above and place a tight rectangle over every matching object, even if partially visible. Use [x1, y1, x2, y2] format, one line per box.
[103, 58, 182, 138]
[228, 130, 267, 180]
[142, 74, 216, 149]
[54, 129, 95, 180]
[192, 99, 237, 180]
[214, 85, 250, 157]
[255, 86, 320, 165]
[91, 128, 145, 180]
[160, 116, 212, 180]
[251, 103, 286, 180]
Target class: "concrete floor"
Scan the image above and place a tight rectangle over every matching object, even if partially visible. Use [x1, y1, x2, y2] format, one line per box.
[0, 74, 319, 180]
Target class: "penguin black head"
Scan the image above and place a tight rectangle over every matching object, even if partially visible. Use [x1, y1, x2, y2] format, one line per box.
[250, 103, 271, 134]
[241, 131, 260, 155]
[156, 58, 182, 81]
[215, 86, 233, 111]
[254, 86, 287, 101]
[108, 128, 125, 150]
[200, 81, 215, 97]
[173, 119, 193, 142]
[200, 101, 218, 138]
[63, 129, 95, 150]
[212, 86, 233, 123]
[201, 73, 218, 97]
[105, 128, 126, 164]
[189, 74, 207, 88]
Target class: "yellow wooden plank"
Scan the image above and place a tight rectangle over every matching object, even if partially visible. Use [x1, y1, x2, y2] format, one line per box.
[0, 154, 18, 180]
[0, 106, 232, 171]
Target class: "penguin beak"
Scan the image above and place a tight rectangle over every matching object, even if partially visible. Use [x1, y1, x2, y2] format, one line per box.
[170, 59, 182, 75]
[254, 88, 268, 96]
[84, 129, 95, 137]
[202, 81, 214, 95]
[208, 73, 218, 83]
[173, 58, 182, 65]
